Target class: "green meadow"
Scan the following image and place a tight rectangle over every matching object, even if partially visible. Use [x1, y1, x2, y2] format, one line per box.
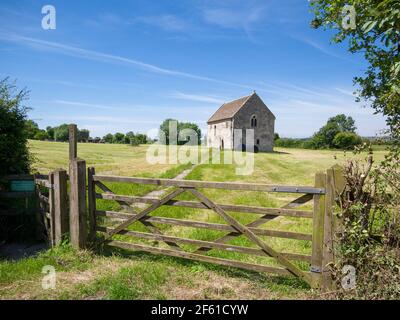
[0, 140, 388, 299]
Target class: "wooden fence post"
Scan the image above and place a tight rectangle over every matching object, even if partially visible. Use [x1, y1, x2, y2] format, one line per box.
[48, 172, 56, 246]
[87, 167, 96, 243]
[310, 171, 326, 289]
[69, 159, 87, 249]
[53, 169, 69, 245]
[321, 165, 346, 290]
[69, 124, 77, 161]
[321, 167, 336, 290]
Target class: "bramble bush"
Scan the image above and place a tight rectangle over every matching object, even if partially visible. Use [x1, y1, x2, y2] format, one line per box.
[0, 78, 31, 176]
[331, 147, 400, 299]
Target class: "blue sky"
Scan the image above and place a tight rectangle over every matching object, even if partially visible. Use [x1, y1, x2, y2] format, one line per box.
[0, 0, 386, 138]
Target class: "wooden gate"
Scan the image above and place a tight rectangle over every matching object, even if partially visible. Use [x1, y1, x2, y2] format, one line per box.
[35, 170, 68, 246]
[88, 167, 343, 289]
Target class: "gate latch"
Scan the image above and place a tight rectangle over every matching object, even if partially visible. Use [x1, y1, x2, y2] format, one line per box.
[310, 265, 322, 273]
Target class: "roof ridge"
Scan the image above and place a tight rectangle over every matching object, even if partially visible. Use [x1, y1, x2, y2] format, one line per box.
[207, 92, 257, 123]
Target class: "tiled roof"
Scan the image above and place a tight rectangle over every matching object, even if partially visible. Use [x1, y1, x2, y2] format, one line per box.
[207, 93, 253, 123]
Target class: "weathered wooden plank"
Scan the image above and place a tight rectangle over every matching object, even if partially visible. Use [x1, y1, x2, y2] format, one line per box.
[69, 124, 77, 161]
[93, 175, 325, 194]
[310, 172, 326, 289]
[97, 226, 311, 262]
[282, 194, 313, 209]
[69, 159, 87, 249]
[53, 169, 69, 245]
[95, 181, 183, 251]
[188, 188, 311, 285]
[96, 193, 313, 218]
[48, 172, 56, 246]
[322, 168, 335, 290]
[107, 240, 293, 276]
[102, 188, 186, 240]
[96, 210, 312, 241]
[87, 167, 97, 243]
[195, 214, 276, 254]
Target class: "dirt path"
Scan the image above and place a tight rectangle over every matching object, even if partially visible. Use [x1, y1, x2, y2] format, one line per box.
[133, 165, 196, 209]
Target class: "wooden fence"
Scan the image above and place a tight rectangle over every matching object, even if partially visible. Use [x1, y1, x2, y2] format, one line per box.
[1, 124, 345, 290]
[88, 166, 344, 289]
[0, 172, 69, 245]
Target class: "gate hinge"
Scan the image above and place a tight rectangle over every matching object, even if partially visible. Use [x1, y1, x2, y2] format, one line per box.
[310, 265, 322, 273]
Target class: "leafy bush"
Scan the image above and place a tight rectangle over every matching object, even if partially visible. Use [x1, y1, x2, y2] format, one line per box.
[0, 78, 31, 176]
[33, 130, 49, 141]
[130, 135, 140, 146]
[274, 138, 309, 148]
[333, 132, 362, 150]
[310, 114, 357, 149]
[54, 124, 69, 141]
[332, 150, 400, 299]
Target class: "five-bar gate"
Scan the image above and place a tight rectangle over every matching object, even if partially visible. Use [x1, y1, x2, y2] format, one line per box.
[88, 166, 343, 289]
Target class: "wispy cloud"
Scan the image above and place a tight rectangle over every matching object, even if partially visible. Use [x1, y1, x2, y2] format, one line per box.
[132, 14, 188, 31]
[202, 6, 264, 29]
[43, 99, 214, 116]
[168, 92, 226, 104]
[44, 115, 160, 125]
[0, 31, 254, 90]
[52, 100, 131, 111]
[290, 35, 351, 61]
[335, 87, 356, 96]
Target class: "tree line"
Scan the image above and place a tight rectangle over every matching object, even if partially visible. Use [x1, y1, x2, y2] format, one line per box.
[25, 121, 91, 142]
[275, 114, 364, 150]
[24, 120, 151, 145]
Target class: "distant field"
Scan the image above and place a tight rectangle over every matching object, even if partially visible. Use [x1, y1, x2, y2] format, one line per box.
[1, 140, 388, 300]
[29, 140, 387, 180]
[28, 140, 178, 176]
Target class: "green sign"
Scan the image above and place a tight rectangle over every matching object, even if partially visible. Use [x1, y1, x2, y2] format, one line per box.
[10, 180, 35, 192]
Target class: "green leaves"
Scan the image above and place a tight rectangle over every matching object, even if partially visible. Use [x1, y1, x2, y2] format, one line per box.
[362, 20, 377, 33]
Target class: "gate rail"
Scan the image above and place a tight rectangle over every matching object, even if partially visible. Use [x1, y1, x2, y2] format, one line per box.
[88, 166, 344, 289]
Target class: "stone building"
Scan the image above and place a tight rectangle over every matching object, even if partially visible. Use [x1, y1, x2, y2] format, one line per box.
[207, 92, 275, 152]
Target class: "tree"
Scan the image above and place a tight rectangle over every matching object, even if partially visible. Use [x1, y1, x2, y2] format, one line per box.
[311, 114, 357, 149]
[310, 0, 400, 144]
[136, 133, 148, 144]
[159, 118, 175, 145]
[34, 130, 49, 141]
[24, 120, 40, 139]
[0, 78, 31, 175]
[327, 114, 356, 132]
[113, 132, 125, 144]
[125, 131, 135, 144]
[53, 124, 69, 141]
[46, 126, 55, 140]
[333, 132, 363, 150]
[130, 135, 140, 146]
[103, 133, 113, 143]
[159, 119, 201, 145]
[178, 122, 201, 145]
[77, 129, 90, 142]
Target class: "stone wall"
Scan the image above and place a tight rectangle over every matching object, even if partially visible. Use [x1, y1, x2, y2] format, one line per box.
[207, 120, 233, 149]
[233, 94, 275, 152]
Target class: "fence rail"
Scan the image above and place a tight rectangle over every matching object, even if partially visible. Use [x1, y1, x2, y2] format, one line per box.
[89, 166, 344, 289]
[1, 124, 345, 292]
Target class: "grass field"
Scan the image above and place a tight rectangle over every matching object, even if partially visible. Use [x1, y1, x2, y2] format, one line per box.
[0, 141, 388, 299]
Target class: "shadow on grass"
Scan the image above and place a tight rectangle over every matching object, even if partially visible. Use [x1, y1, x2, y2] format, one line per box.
[96, 243, 310, 292]
[271, 150, 291, 155]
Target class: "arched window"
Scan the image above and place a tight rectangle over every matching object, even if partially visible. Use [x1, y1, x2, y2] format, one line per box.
[250, 115, 257, 128]
[214, 125, 216, 136]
